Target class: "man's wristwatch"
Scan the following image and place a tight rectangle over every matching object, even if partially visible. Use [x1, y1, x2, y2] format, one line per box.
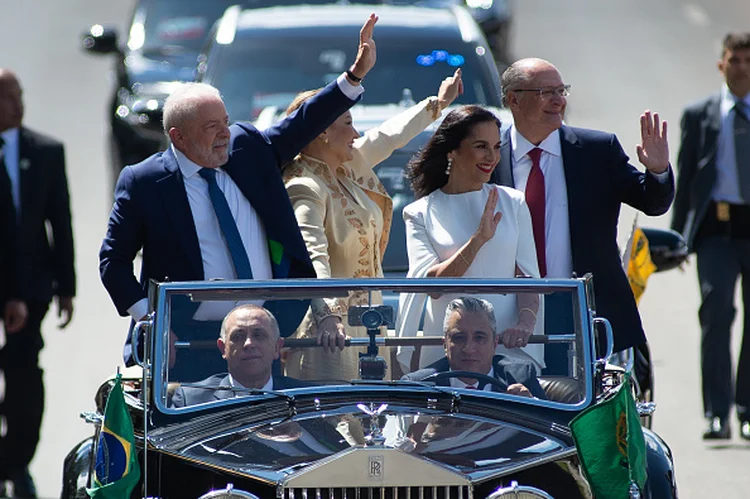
[346, 69, 363, 83]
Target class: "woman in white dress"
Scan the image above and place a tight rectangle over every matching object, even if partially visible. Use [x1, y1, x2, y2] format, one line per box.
[396, 105, 544, 376]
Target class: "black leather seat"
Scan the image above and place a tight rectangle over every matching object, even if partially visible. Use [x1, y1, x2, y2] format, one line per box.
[538, 376, 582, 403]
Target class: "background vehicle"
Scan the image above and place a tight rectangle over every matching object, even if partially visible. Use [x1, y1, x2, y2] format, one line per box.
[81, 0, 244, 191]
[62, 277, 678, 498]
[197, 3, 503, 123]
[387, 0, 513, 64]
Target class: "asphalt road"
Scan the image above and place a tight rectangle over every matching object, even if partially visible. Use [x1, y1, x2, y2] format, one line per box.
[0, 0, 747, 497]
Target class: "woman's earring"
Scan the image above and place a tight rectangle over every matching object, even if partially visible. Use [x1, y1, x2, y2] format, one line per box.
[445, 157, 452, 176]
[323, 136, 329, 145]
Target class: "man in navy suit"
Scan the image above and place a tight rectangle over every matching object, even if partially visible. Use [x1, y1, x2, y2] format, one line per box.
[171, 304, 308, 407]
[403, 297, 546, 399]
[100, 14, 379, 367]
[490, 58, 674, 381]
[671, 33, 750, 440]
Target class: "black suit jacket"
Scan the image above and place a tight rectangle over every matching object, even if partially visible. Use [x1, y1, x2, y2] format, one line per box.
[170, 373, 308, 407]
[402, 355, 547, 399]
[670, 94, 722, 251]
[490, 125, 675, 352]
[12, 127, 75, 304]
[0, 165, 23, 309]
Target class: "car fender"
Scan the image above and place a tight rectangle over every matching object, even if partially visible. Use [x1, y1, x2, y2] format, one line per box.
[61, 437, 95, 499]
[643, 428, 678, 498]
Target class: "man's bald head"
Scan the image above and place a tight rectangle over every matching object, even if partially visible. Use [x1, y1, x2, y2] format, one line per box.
[501, 58, 567, 145]
[501, 58, 558, 106]
[0, 69, 24, 132]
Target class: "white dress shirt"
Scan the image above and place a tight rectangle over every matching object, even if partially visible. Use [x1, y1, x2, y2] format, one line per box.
[510, 127, 574, 279]
[0, 127, 21, 216]
[713, 84, 750, 204]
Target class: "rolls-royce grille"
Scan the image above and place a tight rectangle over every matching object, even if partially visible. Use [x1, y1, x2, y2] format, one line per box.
[282, 486, 472, 499]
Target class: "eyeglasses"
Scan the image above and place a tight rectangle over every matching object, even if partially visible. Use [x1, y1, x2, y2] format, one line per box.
[511, 85, 571, 99]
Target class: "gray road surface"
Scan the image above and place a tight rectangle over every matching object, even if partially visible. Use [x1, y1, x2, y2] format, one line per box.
[0, 0, 748, 497]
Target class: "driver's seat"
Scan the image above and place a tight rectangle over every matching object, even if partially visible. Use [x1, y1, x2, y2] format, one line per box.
[537, 376, 582, 403]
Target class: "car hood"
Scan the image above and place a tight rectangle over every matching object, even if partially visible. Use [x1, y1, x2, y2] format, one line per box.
[154, 405, 571, 485]
[125, 49, 197, 86]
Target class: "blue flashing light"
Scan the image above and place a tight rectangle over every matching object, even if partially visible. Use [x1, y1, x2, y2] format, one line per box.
[431, 50, 448, 61]
[447, 54, 465, 67]
[416, 55, 436, 67]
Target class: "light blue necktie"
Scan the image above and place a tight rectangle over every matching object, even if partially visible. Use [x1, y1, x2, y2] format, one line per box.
[198, 168, 253, 279]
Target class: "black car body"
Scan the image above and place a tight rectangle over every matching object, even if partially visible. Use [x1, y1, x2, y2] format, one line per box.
[62, 277, 678, 498]
[196, 3, 503, 124]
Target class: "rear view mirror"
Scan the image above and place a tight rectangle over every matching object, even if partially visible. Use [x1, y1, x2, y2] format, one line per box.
[642, 227, 688, 272]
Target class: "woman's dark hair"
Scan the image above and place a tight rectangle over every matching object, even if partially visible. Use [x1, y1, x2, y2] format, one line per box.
[407, 105, 501, 199]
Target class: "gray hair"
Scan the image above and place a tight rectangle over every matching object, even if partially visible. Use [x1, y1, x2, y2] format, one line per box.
[162, 82, 223, 133]
[500, 58, 549, 107]
[220, 304, 280, 341]
[443, 297, 497, 336]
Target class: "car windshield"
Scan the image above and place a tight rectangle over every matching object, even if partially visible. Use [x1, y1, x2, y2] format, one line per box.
[205, 36, 500, 121]
[154, 279, 592, 412]
[134, 0, 239, 54]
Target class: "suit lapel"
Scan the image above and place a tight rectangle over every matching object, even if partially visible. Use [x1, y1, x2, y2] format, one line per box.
[559, 126, 584, 266]
[702, 95, 721, 167]
[156, 148, 204, 279]
[18, 128, 35, 219]
[214, 375, 235, 401]
[493, 126, 515, 187]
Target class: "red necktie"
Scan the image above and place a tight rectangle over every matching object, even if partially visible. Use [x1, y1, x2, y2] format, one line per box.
[525, 148, 547, 277]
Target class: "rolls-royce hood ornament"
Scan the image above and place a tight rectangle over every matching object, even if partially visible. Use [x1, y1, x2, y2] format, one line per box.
[356, 403, 388, 446]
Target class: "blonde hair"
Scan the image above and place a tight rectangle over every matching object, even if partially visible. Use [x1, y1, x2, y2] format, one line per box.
[285, 88, 324, 116]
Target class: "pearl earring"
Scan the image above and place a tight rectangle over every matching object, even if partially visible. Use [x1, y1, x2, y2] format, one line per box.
[445, 157, 453, 176]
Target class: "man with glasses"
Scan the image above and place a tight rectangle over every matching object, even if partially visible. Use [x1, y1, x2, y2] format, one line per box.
[490, 58, 674, 389]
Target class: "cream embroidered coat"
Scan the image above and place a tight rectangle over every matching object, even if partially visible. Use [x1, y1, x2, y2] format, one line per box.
[282, 97, 441, 380]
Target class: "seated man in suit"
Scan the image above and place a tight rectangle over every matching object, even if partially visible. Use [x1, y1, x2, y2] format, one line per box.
[403, 297, 546, 399]
[171, 304, 308, 407]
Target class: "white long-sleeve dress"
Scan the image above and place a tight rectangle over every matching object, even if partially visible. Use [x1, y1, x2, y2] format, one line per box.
[396, 183, 545, 372]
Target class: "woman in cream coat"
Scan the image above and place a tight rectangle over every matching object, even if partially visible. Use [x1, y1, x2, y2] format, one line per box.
[283, 70, 463, 381]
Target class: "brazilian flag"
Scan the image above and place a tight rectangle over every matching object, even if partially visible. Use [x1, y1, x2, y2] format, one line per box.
[87, 374, 141, 499]
[570, 374, 647, 498]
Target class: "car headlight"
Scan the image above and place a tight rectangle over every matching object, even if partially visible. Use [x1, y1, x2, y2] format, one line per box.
[198, 484, 261, 499]
[487, 481, 554, 499]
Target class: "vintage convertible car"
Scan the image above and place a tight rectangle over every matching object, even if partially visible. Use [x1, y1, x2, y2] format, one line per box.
[62, 275, 678, 498]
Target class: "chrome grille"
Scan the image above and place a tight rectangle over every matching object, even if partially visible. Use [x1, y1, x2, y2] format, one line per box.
[283, 486, 472, 499]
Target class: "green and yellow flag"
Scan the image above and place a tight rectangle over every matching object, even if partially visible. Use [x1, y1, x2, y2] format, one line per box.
[570, 374, 647, 498]
[623, 223, 657, 304]
[87, 373, 140, 499]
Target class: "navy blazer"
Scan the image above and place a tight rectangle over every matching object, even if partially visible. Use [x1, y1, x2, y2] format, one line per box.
[100, 79, 358, 361]
[403, 355, 547, 399]
[490, 125, 674, 352]
[170, 373, 309, 407]
[670, 94, 721, 251]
